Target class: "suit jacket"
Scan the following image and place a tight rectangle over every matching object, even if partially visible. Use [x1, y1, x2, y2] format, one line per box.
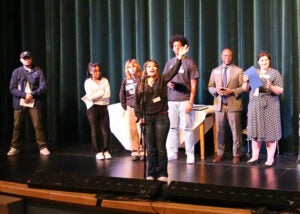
[208, 64, 244, 112]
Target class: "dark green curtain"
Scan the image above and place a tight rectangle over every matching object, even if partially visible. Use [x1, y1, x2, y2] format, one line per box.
[0, 0, 299, 154]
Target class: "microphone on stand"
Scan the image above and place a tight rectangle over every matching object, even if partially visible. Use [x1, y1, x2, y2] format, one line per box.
[142, 75, 151, 80]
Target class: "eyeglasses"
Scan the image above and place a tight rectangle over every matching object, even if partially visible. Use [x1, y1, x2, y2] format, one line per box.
[22, 57, 32, 60]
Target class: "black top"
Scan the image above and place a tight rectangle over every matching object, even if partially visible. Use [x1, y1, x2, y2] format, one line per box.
[134, 59, 182, 120]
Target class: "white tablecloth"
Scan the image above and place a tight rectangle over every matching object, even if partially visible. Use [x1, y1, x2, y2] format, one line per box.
[166, 104, 215, 148]
[108, 103, 214, 151]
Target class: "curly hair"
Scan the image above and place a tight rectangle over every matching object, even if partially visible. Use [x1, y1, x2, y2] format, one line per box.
[169, 34, 189, 49]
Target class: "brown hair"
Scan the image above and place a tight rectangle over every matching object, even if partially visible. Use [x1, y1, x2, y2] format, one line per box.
[142, 59, 159, 79]
[137, 59, 159, 93]
[257, 51, 272, 65]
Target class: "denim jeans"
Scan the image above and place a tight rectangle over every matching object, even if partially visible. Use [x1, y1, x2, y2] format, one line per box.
[167, 101, 195, 156]
[144, 113, 169, 178]
[87, 105, 110, 153]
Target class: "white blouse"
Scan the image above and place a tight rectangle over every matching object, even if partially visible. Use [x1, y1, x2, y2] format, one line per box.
[84, 77, 110, 106]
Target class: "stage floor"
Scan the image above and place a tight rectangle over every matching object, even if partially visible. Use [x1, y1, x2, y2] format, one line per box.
[0, 141, 300, 212]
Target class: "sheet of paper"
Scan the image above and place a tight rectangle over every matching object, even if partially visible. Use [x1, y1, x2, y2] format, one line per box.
[20, 98, 35, 108]
[244, 66, 263, 89]
[81, 95, 93, 109]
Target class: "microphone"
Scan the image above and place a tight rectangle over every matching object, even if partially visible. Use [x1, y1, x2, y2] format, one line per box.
[142, 75, 151, 80]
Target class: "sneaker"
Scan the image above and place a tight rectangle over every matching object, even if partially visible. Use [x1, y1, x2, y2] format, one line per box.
[146, 176, 154, 180]
[131, 151, 139, 161]
[132, 156, 140, 161]
[96, 152, 105, 160]
[40, 148, 50, 156]
[104, 151, 111, 159]
[187, 154, 195, 164]
[139, 155, 145, 161]
[7, 147, 19, 156]
[139, 150, 146, 161]
[157, 176, 168, 182]
[168, 152, 178, 161]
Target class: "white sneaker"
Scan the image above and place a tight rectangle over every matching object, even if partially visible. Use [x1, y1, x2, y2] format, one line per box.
[146, 176, 154, 180]
[7, 147, 19, 156]
[157, 176, 168, 182]
[104, 151, 111, 159]
[168, 153, 178, 161]
[96, 152, 105, 160]
[40, 148, 50, 156]
[187, 154, 195, 164]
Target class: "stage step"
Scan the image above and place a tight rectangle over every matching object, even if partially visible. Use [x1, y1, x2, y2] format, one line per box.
[166, 181, 300, 211]
[27, 170, 163, 199]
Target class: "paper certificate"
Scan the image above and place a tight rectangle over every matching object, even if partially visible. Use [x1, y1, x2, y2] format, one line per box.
[244, 66, 263, 89]
[20, 98, 35, 108]
[81, 95, 93, 109]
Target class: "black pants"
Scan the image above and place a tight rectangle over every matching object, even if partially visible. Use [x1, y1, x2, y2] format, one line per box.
[87, 105, 110, 153]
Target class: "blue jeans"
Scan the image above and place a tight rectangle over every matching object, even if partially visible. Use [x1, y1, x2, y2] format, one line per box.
[144, 113, 169, 178]
[167, 101, 195, 156]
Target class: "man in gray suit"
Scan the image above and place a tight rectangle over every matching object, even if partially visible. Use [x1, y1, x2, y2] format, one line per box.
[208, 48, 244, 164]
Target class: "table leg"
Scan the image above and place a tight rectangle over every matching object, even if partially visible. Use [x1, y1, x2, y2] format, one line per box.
[199, 122, 205, 160]
[213, 114, 217, 154]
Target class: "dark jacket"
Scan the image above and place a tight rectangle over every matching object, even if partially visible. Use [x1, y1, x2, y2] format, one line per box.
[9, 66, 47, 110]
[119, 77, 140, 110]
[134, 59, 182, 120]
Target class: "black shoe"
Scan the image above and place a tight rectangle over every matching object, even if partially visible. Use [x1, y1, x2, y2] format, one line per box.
[264, 163, 273, 168]
[246, 160, 258, 166]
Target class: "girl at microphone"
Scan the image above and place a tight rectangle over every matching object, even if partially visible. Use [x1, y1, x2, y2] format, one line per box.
[134, 45, 189, 182]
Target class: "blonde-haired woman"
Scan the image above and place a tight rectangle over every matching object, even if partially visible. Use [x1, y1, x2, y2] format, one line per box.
[119, 59, 143, 161]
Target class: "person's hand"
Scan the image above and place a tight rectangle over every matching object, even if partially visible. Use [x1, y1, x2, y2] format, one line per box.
[140, 118, 145, 124]
[177, 45, 189, 60]
[216, 87, 226, 95]
[122, 109, 126, 117]
[243, 75, 249, 82]
[185, 102, 193, 113]
[216, 87, 232, 96]
[266, 79, 272, 89]
[25, 93, 33, 103]
[167, 81, 175, 89]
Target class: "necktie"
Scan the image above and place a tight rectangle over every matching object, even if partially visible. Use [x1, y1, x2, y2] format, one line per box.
[223, 66, 228, 87]
[222, 67, 228, 104]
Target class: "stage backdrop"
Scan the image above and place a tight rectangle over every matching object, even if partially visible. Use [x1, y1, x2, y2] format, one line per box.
[0, 0, 299, 154]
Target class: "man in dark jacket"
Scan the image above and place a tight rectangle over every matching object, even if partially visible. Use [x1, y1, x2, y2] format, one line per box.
[7, 51, 50, 156]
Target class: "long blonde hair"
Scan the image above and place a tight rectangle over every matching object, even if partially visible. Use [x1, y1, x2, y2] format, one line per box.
[124, 59, 142, 79]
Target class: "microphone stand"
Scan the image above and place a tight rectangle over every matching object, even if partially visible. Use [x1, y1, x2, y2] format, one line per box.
[297, 114, 300, 163]
[139, 77, 148, 178]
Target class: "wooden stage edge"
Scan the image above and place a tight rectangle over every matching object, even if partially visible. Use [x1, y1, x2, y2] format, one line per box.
[0, 180, 252, 214]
